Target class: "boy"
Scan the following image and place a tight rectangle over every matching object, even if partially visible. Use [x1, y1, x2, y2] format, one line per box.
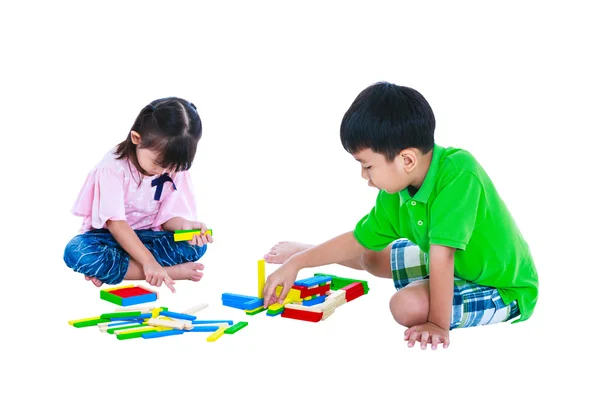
[262, 82, 539, 350]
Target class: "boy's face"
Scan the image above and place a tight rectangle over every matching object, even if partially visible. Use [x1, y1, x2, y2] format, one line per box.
[353, 148, 410, 194]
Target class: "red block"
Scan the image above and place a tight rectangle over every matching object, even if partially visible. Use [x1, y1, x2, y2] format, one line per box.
[281, 307, 323, 322]
[292, 283, 330, 298]
[340, 282, 364, 302]
[110, 286, 154, 298]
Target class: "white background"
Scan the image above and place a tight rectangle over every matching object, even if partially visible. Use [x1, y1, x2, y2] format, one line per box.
[1, 1, 598, 398]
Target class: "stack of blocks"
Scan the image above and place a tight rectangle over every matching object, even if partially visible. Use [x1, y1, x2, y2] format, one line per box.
[221, 260, 369, 322]
[69, 284, 247, 341]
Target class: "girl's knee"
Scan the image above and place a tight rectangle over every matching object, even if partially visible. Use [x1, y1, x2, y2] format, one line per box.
[389, 289, 429, 327]
[180, 243, 208, 262]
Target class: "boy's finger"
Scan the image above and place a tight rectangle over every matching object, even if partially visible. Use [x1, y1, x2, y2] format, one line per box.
[263, 281, 276, 308]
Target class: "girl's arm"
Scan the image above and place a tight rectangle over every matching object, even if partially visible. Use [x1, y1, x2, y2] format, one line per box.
[106, 220, 176, 292]
[161, 217, 187, 232]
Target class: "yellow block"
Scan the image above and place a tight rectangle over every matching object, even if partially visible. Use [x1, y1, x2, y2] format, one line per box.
[258, 259, 265, 298]
[174, 229, 213, 242]
[275, 286, 301, 302]
[207, 326, 226, 342]
[116, 326, 168, 336]
[268, 297, 292, 311]
[68, 316, 102, 326]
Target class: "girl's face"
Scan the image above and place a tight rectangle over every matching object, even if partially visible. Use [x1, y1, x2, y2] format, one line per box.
[136, 147, 167, 176]
[130, 130, 168, 176]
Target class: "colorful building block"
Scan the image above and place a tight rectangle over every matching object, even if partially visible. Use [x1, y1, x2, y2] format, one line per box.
[258, 259, 265, 298]
[224, 321, 248, 334]
[173, 229, 212, 242]
[100, 285, 158, 306]
[206, 326, 227, 342]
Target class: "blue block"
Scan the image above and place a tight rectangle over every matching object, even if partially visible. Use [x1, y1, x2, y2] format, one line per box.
[188, 325, 220, 332]
[121, 293, 158, 306]
[159, 311, 197, 321]
[221, 293, 261, 302]
[107, 321, 138, 327]
[303, 295, 327, 306]
[142, 330, 184, 339]
[222, 298, 263, 310]
[192, 320, 234, 325]
[294, 275, 332, 287]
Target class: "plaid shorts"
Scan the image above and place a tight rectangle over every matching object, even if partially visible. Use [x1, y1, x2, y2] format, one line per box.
[390, 239, 520, 330]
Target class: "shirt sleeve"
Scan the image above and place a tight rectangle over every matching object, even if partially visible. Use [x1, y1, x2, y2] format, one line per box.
[428, 170, 484, 250]
[71, 167, 127, 229]
[354, 190, 401, 251]
[153, 170, 198, 229]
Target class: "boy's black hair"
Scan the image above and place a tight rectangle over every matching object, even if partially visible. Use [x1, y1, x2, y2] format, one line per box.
[115, 97, 202, 175]
[340, 82, 435, 161]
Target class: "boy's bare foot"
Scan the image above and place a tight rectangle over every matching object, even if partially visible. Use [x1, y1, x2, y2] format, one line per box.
[167, 262, 205, 282]
[264, 241, 313, 264]
[85, 275, 103, 287]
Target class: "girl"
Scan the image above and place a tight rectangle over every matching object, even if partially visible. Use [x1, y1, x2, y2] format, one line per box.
[64, 97, 212, 293]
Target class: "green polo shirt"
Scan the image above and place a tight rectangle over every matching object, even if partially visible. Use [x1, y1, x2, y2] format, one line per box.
[354, 144, 538, 322]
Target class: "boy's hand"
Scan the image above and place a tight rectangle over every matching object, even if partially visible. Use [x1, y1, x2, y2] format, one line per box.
[182, 220, 213, 246]
[404, 322, 450, 350]
[262, 260, 301, 308]
[142, 260, 176, 293]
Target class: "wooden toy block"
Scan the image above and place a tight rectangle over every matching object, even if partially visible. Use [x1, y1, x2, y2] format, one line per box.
[267, 307, 284, 317]
[314, 273, 370, 294]
[182, 303, 208, 314]
[189, 325, 221, 332]
[142, 329, 185, 339]
[100, 285, 158, 306]
[284, 303, 323, 313]
[245, 306, 267, 315]
[281, 307, 323, 322]
[275, 286, 302, 302]
[224, 321, 248, 334]
[116, 326, 165, 340]
[107, 323, 146, 334]
[340, 282, 365, 301]
[113, 306, 156, 313]
[206, 326, 227, 342]
[192, 319, 234, 325]
[100, 311, 142, 319]
[159, 311, 197, 321]
[147, 317, 189, 330]
[321, 308, 336, 321]
[222, 293, 263, 310]
[258, 259, 266, 298]
[69, 316, 111, 328]
[294, 275, 332, 287]
[303, 295, 327, 306]
[173, 229, 212, 241]
[291, 284, 330, 298]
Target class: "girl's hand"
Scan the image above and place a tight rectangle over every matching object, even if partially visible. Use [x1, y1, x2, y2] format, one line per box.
[142, 260, 176, 293]
[182, 220, 213, 246]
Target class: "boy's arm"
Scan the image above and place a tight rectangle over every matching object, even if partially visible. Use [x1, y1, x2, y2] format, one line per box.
[427, 244, 456, 330]
[262, 231, 365, 307]
[404, 244, 455, 349]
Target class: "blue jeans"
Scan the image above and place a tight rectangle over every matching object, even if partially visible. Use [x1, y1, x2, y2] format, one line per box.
[63, 229, 207, 285]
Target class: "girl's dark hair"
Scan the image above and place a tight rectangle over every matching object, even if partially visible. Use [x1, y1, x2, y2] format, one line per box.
[115, 97, 202, 176]
[340, 82, 435, 162]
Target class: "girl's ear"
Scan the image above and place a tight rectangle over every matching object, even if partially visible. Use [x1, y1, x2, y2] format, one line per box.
[130, 130, 142, 145]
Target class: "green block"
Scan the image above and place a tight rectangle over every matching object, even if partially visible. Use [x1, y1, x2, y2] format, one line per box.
[314, 273, 370, 294]
[100, 311, 142, 319]
[100, 290, 123, 306]
[224, 321, 248, 334]
[245, 307, 266, 316]
[267, 308, 284, 316]
[72, 318, 111, 328]
[116, 329, 157, 340]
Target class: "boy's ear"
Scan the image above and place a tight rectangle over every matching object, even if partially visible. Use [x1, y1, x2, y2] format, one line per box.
[130, 130, 142, 145]
[399, 148, 418, 172]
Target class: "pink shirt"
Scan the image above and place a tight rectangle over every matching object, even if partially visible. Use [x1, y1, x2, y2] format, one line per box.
[71, 148, 197, 233]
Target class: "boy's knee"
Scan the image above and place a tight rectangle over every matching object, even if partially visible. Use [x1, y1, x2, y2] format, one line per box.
[389, 289, 428, 327]
[360, 250, 392, 278]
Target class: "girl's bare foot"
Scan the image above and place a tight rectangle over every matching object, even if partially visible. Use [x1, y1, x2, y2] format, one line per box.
[85, 275, 103, 287]
[264, 241, 313, 264]
[167, 262, 205, 282]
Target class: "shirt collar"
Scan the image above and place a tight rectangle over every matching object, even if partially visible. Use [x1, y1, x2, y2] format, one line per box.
[398, 143, 445, 206]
